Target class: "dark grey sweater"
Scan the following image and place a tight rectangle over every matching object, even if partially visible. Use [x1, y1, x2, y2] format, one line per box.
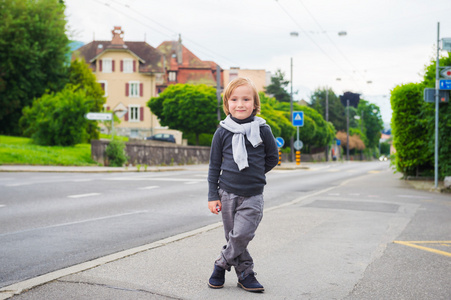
[208, 116, 279, 201]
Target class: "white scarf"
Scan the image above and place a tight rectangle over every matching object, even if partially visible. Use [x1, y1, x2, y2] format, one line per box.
[220, 115, 267, 171]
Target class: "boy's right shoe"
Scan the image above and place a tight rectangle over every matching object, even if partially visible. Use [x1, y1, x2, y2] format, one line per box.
[208, 265, 225, 289]
[237, 272, 264, 293]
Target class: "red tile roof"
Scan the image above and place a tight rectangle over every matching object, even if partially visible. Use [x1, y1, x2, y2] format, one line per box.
[72, 40, 165, 74]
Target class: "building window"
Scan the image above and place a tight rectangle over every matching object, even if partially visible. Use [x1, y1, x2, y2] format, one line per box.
[129, 81, 140, 97]
[129, 105, 140, 122]
[123, 59, 133, 73]
[168, 71, 177, 82]
[98, 80, 107, 97]
[102, 58, 113, 73]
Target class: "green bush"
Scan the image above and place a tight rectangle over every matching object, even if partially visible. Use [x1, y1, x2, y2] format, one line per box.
[105, 138, 129, 167]
[20, 85, 95, 146]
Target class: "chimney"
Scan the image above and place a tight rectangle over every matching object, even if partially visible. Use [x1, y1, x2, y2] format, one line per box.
[111, 26, 125, 45]
[177, 34, 183, 65]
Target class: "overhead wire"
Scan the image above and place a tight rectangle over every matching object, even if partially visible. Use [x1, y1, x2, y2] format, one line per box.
[275, 0, 363, 92]
[93, 0, 240, 67]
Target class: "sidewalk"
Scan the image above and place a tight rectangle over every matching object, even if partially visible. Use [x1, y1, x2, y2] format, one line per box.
[1, 167, 436, 299]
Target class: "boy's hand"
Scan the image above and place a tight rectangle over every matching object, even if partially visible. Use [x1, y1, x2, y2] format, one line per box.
[208, 200, 222, 215]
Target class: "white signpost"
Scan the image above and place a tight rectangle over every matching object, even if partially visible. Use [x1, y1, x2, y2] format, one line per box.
[85, 113, 113, 121]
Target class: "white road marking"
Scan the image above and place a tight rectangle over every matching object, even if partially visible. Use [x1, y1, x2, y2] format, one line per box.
[68, 193, 101, 198]
[0, 204, 5, 208]
[0, 210, 149, 238]
[71, 179, 92, 182]
[184, 181, 200, 185]
[397, 195, 428, 199]
[138, 186, 159, 190]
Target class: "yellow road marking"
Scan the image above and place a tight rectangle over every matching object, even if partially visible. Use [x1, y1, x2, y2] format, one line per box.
[368, 170, 380, 174]
[394, 241, 451, 257]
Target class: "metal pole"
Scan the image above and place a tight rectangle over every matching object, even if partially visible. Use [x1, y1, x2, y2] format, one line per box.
[290, 57, 294, 162]
[346, 99, 350, 161]
[434, 22, 440, 188]
[216, 65, 222, 122]
[325, 89, 329, 161]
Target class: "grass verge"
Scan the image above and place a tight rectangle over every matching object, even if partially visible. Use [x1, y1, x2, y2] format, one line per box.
[0, 135, 98, 166]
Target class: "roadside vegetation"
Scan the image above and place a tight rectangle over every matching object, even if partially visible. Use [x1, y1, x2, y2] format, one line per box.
[0, 135, 97, 166]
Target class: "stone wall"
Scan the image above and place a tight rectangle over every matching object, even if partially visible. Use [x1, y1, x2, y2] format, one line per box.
[91, 139, 210, 166]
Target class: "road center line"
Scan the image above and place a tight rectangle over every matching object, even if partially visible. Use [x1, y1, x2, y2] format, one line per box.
[68, 193, 101, 198]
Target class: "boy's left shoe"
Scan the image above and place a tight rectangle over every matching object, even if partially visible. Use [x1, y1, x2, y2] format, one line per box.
[237, 272, 264, 293]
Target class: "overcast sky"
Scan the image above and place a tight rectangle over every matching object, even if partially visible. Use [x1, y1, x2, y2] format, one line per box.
[65, 0, 451, 124]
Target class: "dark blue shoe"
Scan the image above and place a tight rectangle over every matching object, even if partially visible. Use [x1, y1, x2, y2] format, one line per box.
[208, 265, 225, 289]
[237, 272, 264, 293]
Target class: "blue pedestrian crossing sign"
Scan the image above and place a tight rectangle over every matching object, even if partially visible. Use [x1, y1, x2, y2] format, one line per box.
[292, 111, 304, 127]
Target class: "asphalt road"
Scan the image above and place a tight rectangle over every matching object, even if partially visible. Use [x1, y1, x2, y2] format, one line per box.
[0, 161, 433, 289]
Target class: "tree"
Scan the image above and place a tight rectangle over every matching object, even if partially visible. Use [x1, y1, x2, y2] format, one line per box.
[259, 94, 335, 152]
[357, 99, 383, 149]
[0, 0, 70, 135]
[265, 69, 291, 103]
[391, 55, 451, 179]
[68, 59, 106, 140]
[391, 83, 431, 177]
[20, 85, 93, 146]
[422, 55, 451, 178]
[147, 84, 218, 145]
[310, 87, 346, 131]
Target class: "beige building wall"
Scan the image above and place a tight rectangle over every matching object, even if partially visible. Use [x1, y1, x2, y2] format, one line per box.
[94, 50, 166, 139]
[223, 68, 270, 92]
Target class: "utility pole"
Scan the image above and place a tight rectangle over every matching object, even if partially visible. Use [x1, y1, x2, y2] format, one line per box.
[346, 99, 350, 161]
[325, 89, 329, 162]
[290, 57, 294, 162]
[434, 22, 440, 188]
[216, 65, 222, 122]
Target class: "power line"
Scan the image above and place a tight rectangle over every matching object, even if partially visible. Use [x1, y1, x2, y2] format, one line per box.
[94, 0, 240, 67]
[275, 0, 363, 92]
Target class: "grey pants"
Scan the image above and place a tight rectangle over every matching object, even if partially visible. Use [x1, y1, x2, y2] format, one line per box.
[215, 189, 264, 279]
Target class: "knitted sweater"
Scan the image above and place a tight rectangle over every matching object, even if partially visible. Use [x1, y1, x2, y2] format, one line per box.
[208, 115, 279, 201]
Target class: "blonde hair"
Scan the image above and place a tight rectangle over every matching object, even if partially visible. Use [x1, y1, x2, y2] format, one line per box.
[222, 77, 261, 116]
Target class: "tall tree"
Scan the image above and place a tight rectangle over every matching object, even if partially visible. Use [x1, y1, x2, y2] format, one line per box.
[310, 87, 346, 131]
[265, 69, 291, 103]
[147, 84, 218, 145]
[0, 0, 69, 135]
[357, 99, 383, 149]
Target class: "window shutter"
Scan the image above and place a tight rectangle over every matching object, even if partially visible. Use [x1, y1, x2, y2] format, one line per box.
[112, 60, 115, 72]
[120, 60, 123, 72]
[140, 83, 143, 97]
[100, 82, 105, 91]
[125, 107, 129, 121]
[133, 61, 136, 72]
[99, 59, 102, 72]
[106, 106, 110, 111]
[140, 107, 144, 121]
[125, 83, 129, 96]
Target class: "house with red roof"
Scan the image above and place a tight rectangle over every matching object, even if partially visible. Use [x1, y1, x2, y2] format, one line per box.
[156, 35, 223, 95]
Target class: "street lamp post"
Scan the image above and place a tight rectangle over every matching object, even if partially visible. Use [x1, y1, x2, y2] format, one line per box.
[346, 99, 350, 161]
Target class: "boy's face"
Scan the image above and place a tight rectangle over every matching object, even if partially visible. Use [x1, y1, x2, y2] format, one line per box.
[228, 84, 255, 120]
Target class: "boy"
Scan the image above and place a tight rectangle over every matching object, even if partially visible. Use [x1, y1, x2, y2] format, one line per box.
[207, 77, 279, 293]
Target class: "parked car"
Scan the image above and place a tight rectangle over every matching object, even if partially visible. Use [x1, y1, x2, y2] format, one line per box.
[146, 133, 176, 143]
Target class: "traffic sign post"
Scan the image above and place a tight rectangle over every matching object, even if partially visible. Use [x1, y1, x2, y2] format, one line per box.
[275, 137, 284, 165]
[292, 111, 304, 164]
